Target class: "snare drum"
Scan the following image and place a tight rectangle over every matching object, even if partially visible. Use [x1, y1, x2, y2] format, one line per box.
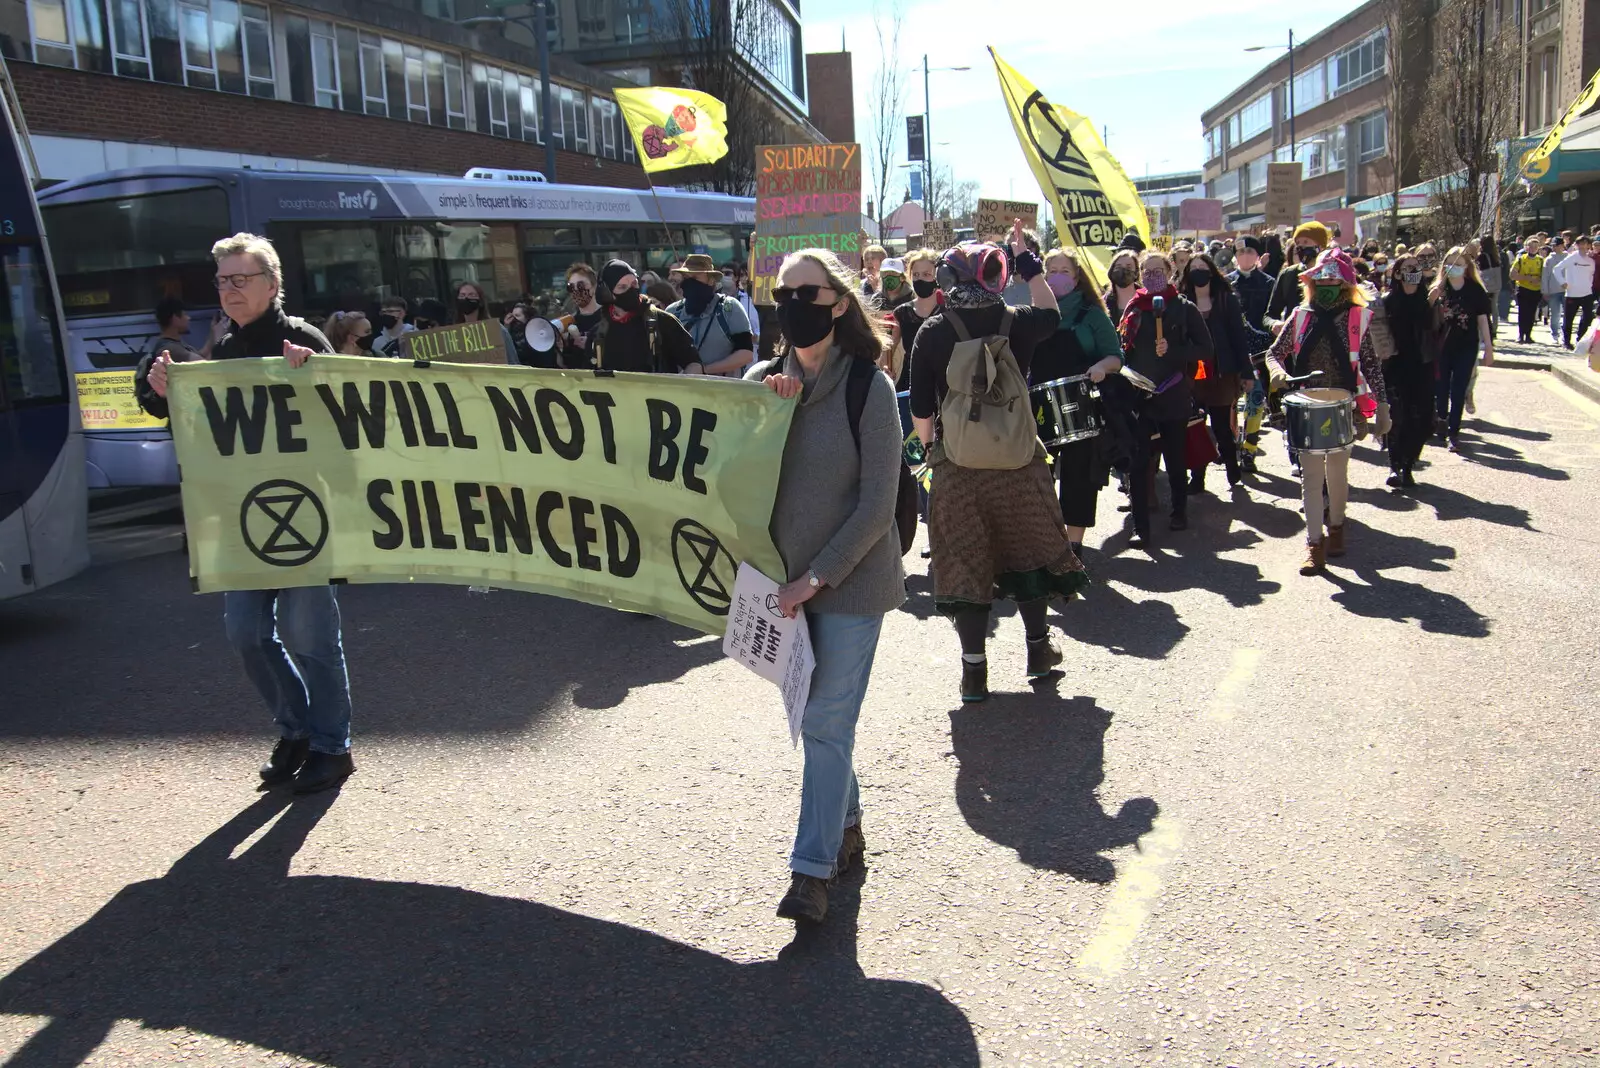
[1030, 375, 1102, 447]
[1283, 388, 1356, 454]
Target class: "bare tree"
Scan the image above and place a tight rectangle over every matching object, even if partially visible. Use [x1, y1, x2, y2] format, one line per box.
[866, 1, 908, 235]
[1380, 0, 1429, 241]
[924, 163, 979, 226]
[659, 0, 791, 196]
[1416, 0, 1520, 241]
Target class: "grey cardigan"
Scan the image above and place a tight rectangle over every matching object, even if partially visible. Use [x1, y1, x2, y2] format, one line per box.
[746, 347, 906, 616]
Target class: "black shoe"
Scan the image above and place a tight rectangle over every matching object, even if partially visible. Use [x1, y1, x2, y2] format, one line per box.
[776, 873, 829, 923]
[260, 737, 310, 785]
[292, 750, 355, 794]
[1402, 468, 1417, 488]
[960, 659, 988, 703]
[1026, 635, 1063, 678]
[1187, 473, 1206, 495]
[1565, 342, 1576, 351]
[836, 823, 865, 875]
[1168, 513, 1188, 531]
[1128, 526, 1151, 550]
[1226, 465, 1242, 487]
[1386, 470, 1403, 488]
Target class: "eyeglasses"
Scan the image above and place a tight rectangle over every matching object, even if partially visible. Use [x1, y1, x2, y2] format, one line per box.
[772, 284, 838, 305]
[214, 271, 267, 290]
[567, 281, 593, 293]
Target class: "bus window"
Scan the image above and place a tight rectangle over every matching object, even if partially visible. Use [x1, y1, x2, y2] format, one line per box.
[688, 227, 737, 269]
[524, 226, 582, 247]
[589, 227, 639, 250]
[439, 221, 522, 309]
[297, 226, 383, 312]
[0, 245, 67, 405]
[643, 229, 689, 273]
[393, 224, 442, 308]
[524, 250, 588, 318]
[41, 188, 231, 317]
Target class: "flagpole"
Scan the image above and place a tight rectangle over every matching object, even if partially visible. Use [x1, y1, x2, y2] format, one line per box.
[643, 171, 683, 267]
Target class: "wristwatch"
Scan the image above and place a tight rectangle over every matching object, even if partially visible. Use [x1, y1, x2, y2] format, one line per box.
[807, 570, 824, 589]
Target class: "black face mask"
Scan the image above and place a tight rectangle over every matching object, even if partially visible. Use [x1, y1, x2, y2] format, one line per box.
[613, 289, 642, 311]
[1189, 269, 1213, 289]
[1109, 266, 1135, 287]
[680, 278, 715, 314]
[379, 314, 400, 331]
[355, 333, 374, 352]
[912, 278, 938, 299]
[1297, 246, 1319, 265]
[776, 299, 837, 348]
[457, 298, 482, 315]
[414, 319, 436, 331]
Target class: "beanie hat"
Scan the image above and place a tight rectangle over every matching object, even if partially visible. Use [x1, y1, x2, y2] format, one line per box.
[600, 259, 637, 293]
[1292, 222, 1332, 249]
[1239, 236, 1263, 254]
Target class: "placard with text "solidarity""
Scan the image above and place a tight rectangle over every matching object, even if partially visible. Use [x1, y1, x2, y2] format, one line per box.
[167, 357, 795, 634]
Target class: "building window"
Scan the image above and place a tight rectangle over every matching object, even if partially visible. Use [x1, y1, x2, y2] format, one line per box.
[444, 56, 467, 129]
[1357, 110, 1387, 162]
[1239, 93, 1272, 142]
[1286, 62, 1326, 118]
[1331, 30, 1386, 96]
[109, 0, 150, 78]
[1247, 157, 1268, 195]
[1210, 168, 1240, 204]
[592, 95, 624, 160]
[404, 43, 428, 123]
[550, 84, 590, 153]
[310, 19, 338, 108]
[736, 0, 800, 97]
[29, 0, 76, 67]
[241, 3, 271, 97]
[1204, 126, 1222, 160]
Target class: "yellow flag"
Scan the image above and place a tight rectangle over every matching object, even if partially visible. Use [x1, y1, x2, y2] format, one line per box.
[1521, 66, 1600, 176]
[614, 87, 730, 174]
[990, 49, 1149, 288]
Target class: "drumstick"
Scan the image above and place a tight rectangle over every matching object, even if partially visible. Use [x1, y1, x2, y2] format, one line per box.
[1152, 295, 1165, 348]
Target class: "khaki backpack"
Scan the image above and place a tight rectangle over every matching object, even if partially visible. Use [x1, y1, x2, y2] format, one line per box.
[939, 308, 1040, 470]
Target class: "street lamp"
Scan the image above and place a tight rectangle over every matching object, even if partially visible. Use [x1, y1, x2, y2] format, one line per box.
[461, 3, 557, 183]
[1245, 30, 1297, 161]
[922, 58, 971, 215]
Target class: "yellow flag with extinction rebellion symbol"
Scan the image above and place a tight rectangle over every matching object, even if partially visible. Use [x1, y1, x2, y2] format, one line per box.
[165, 357, 793, 634]
[614, 87, 730, 174]
[990, 49, 1150, 288]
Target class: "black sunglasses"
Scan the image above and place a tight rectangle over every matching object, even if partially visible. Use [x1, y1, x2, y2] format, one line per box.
[772, 284, 838, 305]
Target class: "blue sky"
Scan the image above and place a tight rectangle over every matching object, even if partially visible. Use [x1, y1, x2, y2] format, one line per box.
[797, 0, 1368, 214]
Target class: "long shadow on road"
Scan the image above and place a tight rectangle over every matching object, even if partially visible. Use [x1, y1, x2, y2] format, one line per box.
[0, 794, 977, 1068]
[950, 693, 1157, 883]
[0, 551, 723, 739]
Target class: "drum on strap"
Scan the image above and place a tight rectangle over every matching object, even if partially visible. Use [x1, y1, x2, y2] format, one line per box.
[1029, 374, 1103, 447]
[1118, 366, 1157, 393]
[1282, 387, 1356, 454]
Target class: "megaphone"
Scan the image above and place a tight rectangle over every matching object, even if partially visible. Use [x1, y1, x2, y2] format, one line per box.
[525, 317, 558, 354]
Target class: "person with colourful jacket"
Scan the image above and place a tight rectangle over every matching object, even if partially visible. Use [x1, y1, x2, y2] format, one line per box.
[1263, 249, 1389, 576]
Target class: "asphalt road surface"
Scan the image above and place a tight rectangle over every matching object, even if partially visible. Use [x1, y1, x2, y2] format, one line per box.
[2, 365, 1597, 1067]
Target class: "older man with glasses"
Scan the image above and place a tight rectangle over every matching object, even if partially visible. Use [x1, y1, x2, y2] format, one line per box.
[145, 232, 355, 795]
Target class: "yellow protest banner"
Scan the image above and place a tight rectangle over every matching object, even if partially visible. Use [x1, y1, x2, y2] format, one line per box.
[990, 49, 1149, 288]
[76, 370, 166, 430]
[167, 357, 795, 634]
[1520, 66, 1600, 176]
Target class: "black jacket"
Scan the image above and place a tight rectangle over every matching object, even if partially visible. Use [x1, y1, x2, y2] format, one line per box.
[135, 308, 332, 420]
[1122, 294, 1211, 422]
[1227, 267, 1276, 333]
[1201, 291, 1255, 377]
[1265, 264, 1306, 327]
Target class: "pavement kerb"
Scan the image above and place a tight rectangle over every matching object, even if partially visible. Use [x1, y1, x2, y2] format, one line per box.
[1552, 363, 1600, 405]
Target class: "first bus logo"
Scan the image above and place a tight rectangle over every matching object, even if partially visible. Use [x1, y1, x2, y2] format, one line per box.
[337, 189, 380, 210]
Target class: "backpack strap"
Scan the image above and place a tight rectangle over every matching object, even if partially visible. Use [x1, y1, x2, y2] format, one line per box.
[844, 356, 876, 453]
[645, 307, 661, 371]
[946, 308, 972, 342]
[999, 307, 1015, 336]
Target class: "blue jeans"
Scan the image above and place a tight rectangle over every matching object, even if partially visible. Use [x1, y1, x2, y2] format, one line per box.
[790, 612, 884, 879]
[224, 587, 353, 754]
[1435, 345, 1477, 438]
[1546, 294, 1565, 342]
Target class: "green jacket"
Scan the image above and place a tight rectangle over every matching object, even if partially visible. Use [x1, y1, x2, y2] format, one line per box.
[1056, 289, 1122, 361]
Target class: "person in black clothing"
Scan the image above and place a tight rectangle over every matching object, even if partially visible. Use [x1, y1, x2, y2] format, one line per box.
[909, 227, 1086, 703]
[1229, 236, 1276, 474]
[578, 259, 703, 374]
[140, 232, 355, 796]
[1178, 251, 1255, 491]
[1382, 254, 1434, 489]
[1430, 245, 1495, 452]
[1265, 222, 1332, 328]
[1115, 250, 1212, 547]
[1262, 232, 1287, 279]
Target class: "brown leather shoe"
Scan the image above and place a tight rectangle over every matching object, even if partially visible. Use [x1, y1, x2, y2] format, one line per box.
[1299, 539, 1326, 575]
[1326, 523, 1346, 558]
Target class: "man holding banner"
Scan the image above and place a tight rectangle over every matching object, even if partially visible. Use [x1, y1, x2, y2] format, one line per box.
[150, 232, 357, 795]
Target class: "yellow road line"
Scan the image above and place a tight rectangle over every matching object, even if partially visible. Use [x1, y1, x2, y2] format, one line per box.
[1203, 647, 1262, 723]
[1075, 816, 1184, 979]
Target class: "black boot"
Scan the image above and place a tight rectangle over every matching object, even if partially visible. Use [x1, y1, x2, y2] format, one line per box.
[292, 751, 355, 794]
[776, 873, 829, 923]
[961, 659, 988, 703]
[1187, 469, 1206, 495]
[260, 737, 310, 785]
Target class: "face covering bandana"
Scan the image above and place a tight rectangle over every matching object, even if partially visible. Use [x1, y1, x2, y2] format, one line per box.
[1313, 284, 1343, 309]
[457, 297, 482, 316]
[1046, 272, 1076, 297]
[680, 278, 715, 315]
[912, 278, 938, 299]
[882, 274, 904, 293]
[1189, 269, 1213, 289]
[379, 314, 400, 331]
[1140, 272, 1169, 292]
[776, 298, 837, 348]
[1109, 266, 1135, 287]
[1297, 246, 1320, 266]
[612, 289, 642, 312]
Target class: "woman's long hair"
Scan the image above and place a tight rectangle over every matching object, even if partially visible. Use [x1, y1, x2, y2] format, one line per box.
[1479, 234, 1501, 268]
[775, 249, 889, 364]
[1428, 245, 1486, 304]
[1045, 247, 1109, 318]
[325, 310, 370, 353]
[1176, 251, 1230, 308]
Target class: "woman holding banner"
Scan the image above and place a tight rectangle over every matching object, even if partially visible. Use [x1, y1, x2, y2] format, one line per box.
[748, 249, 904, 926]
[452, 280, 518, 364]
